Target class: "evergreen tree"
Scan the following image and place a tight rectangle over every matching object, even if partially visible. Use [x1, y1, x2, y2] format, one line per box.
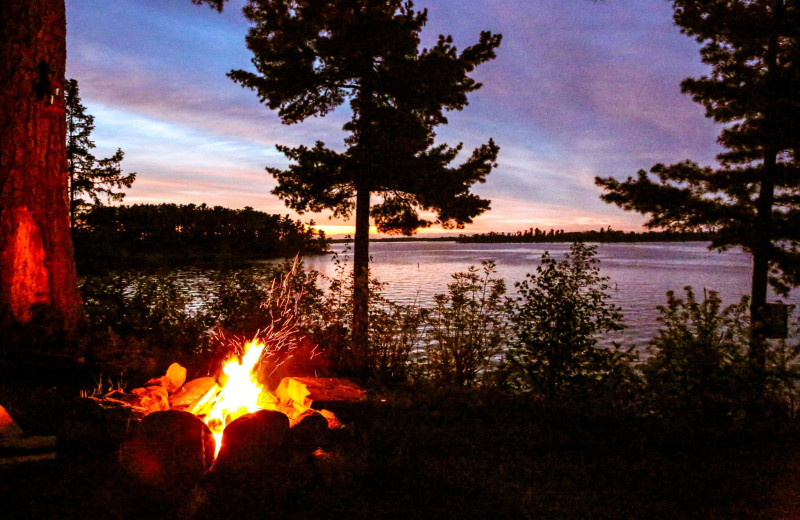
[596, 0, 800, 374]
[0, 0, 227, 339]
[66, 79, 136, 229]
[229, 0, 501, 363]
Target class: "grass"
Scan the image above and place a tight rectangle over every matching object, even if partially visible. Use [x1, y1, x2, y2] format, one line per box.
[2, 378, 798, 520]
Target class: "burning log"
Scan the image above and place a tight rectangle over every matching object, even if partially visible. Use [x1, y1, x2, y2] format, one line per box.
[276, 377, 366, 408]
[276, 377, 364, 426]
[146, 362, 187, 393]
[169, 376, 219, 414]
[130, 385, 170, 413]
[119, 410, 215, 488]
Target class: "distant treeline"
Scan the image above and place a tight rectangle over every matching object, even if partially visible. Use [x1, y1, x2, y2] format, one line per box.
[73, 203, 329, 272]
[458, 227, 717, 244]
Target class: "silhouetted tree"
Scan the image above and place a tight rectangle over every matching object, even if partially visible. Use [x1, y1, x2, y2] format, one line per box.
[0, 0, 227, 340]
[66, 79, 136, 229]
[230, 0, 501, 364]
[596, 0, 800, 376]
[74, 203, 328, 271]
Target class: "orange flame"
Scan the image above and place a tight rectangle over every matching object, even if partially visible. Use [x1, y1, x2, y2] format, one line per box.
[204, 338, 271, 456]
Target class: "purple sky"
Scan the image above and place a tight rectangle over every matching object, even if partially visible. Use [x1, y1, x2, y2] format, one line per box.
[65, 0, 722, 237]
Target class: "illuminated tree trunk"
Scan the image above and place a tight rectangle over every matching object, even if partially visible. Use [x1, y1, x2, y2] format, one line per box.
[0, 0, 82, 337]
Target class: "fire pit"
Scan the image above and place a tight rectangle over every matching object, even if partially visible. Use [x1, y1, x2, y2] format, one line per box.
[79, 338, 364, 485]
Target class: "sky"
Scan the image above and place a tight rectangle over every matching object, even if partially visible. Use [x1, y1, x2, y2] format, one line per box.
[65, 0, 723, 237]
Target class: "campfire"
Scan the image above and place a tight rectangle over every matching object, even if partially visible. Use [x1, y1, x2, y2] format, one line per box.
[99, 339, 363, 457]
[37, 263, 364, 485]
[85, 339, 365, 487]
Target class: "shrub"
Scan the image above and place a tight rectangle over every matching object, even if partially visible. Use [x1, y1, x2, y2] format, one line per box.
[641, 287, 750, 426]
[504, 243, 630, 398]
[423, 260, 510, 387]
[368, 296, 428, 385]
[765, 318, 800, 420]
[204, 257, 324, 340]
[80, 270, 210, 352]
[307, 247, 427, 383]
[642, 288, 800, 427]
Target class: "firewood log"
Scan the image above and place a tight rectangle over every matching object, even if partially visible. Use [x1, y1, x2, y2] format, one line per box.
[145, 362, 187, 394]
[169, 377, 219, 413]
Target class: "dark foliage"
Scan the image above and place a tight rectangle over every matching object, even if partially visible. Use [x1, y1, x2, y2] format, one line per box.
[65, 79, 136, 229]
[424, 260, 509, 387]
[641, 287, 800, 429]
[595, 0, 800, 371]
[503, 243, 634, 400]
[230, 0, 502, 354]
[459, 227, 717, 243]
[72, 203, 329, 272]
[641, 287, 752, 428]
[2, 388, 797, 520]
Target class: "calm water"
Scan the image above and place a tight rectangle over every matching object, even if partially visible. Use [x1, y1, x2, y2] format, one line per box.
[297, 241, 799, 346]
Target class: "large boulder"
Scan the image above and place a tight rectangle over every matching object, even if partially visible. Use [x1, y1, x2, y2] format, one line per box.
[211, 409, 289, 473]
[119, 409, 215, 489]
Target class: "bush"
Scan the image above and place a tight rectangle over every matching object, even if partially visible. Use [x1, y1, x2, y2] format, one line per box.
[642, 288, 800, 427]
[423, 260, 510, 387]
[368, 296, 428, 385]
[765, 319, 800, 420]
[80, 270, 211, 353]
[504, 243, 631, 398]
[204, 257, 324, 340]
[306, 247, 427, 384]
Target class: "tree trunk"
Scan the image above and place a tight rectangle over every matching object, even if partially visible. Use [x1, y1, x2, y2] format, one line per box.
[0, 0, 82, 340]
[351, 184, 371, 372]
[749, 153, 776, 380]
[749, 23, 781, 381]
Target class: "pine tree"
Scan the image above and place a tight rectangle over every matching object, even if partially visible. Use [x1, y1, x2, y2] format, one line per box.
[0, 0, 227, 339]
[229, 0, 501, 364]
[66, 79, 136, 229]
[596, 0, 800, 374]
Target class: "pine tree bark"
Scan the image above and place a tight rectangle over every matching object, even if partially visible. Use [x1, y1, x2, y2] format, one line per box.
[748, 21, 782, 380]
[351, 184, 371, 372]
[0, 0, 82, 338]
[749, 152, 776, 382]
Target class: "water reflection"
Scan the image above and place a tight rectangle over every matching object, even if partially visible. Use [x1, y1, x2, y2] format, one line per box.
[296, 241, 798, 346]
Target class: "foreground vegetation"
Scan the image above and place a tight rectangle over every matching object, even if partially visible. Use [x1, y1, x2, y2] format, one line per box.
[73, 243, 800, 429]
[2, 243, 799, 518]
[2, 387, 798, 520]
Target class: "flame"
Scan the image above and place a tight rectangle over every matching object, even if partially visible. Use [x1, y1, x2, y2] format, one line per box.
[204, 338, 269, 456]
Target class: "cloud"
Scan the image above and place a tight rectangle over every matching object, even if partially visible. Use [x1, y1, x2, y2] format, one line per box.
[65, 0, 723, 235]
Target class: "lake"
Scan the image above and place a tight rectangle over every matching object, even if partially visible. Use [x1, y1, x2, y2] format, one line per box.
[294, 241, 799, 347]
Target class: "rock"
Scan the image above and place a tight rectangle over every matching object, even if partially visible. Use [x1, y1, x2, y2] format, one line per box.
[119, 410, 214, 488]
[290, 411, 329, 449]
[212, 409, 289, 473]
[60, 397, 140, 454]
